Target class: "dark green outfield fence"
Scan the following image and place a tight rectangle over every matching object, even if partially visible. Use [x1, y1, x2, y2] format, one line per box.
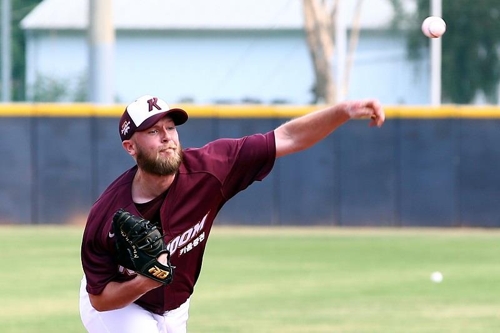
[1, 103, 499, 227]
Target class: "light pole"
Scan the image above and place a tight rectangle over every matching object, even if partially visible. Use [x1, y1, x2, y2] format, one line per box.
[1, 0, 11, 102]
[88, 0, 115, 104]
[430, 0, 442, 105]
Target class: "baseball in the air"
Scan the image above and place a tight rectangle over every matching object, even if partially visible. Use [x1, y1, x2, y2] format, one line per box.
[421, 16, 446, 38]
[430, 271, 443, 283]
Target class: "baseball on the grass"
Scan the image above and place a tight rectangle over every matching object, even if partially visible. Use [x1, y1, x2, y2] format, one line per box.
[421, 16, 446, 38]
[430, 271, 443, 283]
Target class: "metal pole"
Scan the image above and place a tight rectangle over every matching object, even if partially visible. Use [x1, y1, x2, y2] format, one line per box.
[1, 0, 11, 102]
[430, 0, 442, 105]
[88, 0, 115, 104]
[335, 0, 347, 102]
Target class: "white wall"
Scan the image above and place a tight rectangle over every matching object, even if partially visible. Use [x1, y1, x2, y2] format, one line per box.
[24, 29, 430, 105]
[25, 30, 88, 101]
[349, 32, 429, 105]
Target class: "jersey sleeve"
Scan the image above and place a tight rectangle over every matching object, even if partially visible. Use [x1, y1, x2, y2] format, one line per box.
[220, 131, 276, 199]
[81, 207, 122, 295]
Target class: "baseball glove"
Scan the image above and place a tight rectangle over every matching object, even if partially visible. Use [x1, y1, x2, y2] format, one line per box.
[112, 208, 174, 285]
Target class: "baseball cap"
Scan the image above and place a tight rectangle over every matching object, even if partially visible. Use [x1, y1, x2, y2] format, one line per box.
[119, 95, 188, 141]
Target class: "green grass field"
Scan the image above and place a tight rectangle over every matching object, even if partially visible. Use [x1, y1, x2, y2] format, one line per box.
[0, 225, 499, 333]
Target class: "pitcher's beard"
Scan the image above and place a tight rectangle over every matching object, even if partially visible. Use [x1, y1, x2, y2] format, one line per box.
[136, 146, 183, 176]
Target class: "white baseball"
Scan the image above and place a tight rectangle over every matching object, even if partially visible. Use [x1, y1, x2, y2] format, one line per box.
[430, 271, 443, 283]
[421, 16, 446, 38]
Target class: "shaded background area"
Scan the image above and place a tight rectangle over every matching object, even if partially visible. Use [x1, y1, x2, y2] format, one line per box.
[0, 105, 499, 227]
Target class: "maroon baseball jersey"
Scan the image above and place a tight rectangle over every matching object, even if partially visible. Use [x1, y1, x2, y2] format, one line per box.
[81, 131, 276, 314]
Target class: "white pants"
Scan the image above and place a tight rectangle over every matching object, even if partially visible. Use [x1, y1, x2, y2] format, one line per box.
[79, 277, 190, 333]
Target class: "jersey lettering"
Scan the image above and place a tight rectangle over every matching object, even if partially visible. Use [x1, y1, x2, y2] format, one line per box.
[179, 232, 205, 256]
[167, 212, 208, 256]
[179, 228, 193, 246]
[118, 265, 136, 276]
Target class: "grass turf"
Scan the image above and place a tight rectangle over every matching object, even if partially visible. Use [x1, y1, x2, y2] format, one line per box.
[0, 226, 498, 332]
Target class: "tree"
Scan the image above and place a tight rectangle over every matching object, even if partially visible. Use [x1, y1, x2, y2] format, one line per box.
[391, 0, 500, 104]
[302, 0, 364, 104]
[5, 0, 42, 101]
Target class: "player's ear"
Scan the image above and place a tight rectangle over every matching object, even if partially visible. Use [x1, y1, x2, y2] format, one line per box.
[122, 140, 136, 156]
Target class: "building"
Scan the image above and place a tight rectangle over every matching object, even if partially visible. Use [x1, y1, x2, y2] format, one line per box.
[21, 0, 426, 105]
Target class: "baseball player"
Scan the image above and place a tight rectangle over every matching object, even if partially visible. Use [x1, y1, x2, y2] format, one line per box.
[79, 94, 385, 333]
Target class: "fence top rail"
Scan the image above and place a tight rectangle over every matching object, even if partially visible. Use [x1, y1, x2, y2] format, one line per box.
[0, 103, 500, 119]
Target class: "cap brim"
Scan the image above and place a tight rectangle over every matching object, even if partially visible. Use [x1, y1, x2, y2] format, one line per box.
[136, 108, 188, 132]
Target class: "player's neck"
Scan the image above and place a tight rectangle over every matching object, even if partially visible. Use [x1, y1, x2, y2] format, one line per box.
[132, 169, 175, 203]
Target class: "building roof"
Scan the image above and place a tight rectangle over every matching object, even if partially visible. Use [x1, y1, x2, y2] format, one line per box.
[21, 0, 414, 31]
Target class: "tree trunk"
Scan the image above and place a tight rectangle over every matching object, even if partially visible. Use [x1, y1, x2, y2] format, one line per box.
[302, 0, 335, 104]
[302, 0, 365, 104]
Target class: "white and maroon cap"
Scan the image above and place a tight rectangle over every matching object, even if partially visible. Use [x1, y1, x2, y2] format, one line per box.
[119, 95, 188, 141]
